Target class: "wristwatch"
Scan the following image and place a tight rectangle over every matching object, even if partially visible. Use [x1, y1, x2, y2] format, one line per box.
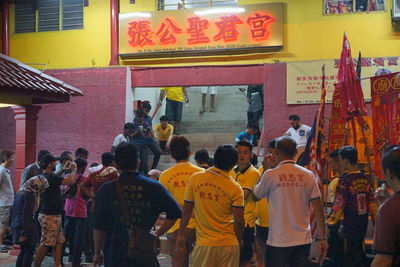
[314, 236, 327, 241]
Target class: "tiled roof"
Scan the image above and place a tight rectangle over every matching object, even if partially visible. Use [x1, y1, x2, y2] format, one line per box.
[0, 53, 83, 97]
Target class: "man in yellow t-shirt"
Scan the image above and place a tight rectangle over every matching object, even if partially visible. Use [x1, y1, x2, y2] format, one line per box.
[154, 115, 174, 154]
[157, 87, 189, 135]
[177, 145, 244, 267]
[229, 141, 260, 265]
[159, 136, 203, 267]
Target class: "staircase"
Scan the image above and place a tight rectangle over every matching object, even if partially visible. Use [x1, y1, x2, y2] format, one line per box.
[152, 86, 263, 172]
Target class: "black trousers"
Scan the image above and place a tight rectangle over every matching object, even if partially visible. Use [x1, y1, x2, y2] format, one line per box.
[325, 236, 369, 267]
[247, 110, 263, 137]
[64, 216, 86, 266]
[240, 227, 255, 263]
[16, 242, 35, 267]
[147, 140, 161, 170]
[265, 243, 311, 267]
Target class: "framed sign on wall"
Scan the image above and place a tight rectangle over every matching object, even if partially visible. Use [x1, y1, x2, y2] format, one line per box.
[324, 0, 385, 15]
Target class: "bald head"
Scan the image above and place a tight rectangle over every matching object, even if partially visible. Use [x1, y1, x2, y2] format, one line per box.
[275, 136, 297, 159]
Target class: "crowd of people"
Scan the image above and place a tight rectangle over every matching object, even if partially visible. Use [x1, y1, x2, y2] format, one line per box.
[0, 111, 399, 267]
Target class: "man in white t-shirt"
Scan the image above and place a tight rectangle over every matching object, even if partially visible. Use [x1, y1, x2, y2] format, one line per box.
[252, 136, 327, 266]
[111, 123, 134, 154]
[284, 114, 311, 161]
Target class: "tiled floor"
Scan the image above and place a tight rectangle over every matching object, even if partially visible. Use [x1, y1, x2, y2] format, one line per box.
[0, 251, 172, 267]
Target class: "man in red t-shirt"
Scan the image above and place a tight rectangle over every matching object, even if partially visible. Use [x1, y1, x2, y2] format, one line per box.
[81, 152, 119, 198]
[372, 146, 400, 267]
[80, 152, 119, 263]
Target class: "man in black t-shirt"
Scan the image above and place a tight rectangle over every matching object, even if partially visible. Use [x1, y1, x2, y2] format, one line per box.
[93, 143, 181, 267]
[34, 154, 76, 267]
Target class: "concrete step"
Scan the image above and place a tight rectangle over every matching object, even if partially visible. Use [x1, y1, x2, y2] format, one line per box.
[180, 133, 237, 149]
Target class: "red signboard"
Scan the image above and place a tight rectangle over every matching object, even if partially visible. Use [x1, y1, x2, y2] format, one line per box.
[119, 3, 284, 57]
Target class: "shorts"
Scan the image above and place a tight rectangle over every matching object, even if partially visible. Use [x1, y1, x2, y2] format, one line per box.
[159, 140, 167, 151]
[0, 206, 10, 229]
[201, 86, 217, 95]
[38, 214, 65, 246]
[191, 245, 240, 267]
[166, 99, 183, 123]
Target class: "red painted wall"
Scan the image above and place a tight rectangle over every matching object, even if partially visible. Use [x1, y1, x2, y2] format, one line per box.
[0, 107, 15, 152]
[0, 68, 127, 181]
[131, 65, 265, 87]
[262, 63, 330, 142]
[37, 67, 127, 166]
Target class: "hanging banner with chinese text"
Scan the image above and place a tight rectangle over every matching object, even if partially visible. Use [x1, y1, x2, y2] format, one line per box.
[119, 3, 283, 57]
[287, 57, 400, 104]
[370, 72, 400, 177]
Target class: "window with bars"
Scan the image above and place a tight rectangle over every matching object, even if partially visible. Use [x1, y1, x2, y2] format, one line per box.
[14, 0, 84, 33]
[15, 1, 36, 34]
[158, 0, 238, 11]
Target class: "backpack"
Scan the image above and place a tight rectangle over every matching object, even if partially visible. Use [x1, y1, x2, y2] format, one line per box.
[62, 174, 82, 199]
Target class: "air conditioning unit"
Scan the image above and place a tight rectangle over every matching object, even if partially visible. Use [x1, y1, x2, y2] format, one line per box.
[393, 0, 400, 22]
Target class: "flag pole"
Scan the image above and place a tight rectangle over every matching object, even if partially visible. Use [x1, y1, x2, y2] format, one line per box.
[358, 115, 377, 190]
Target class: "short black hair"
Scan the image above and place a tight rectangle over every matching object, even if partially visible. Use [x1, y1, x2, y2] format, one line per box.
[268, 138, 277, 150]
[75, 158, 88, 174]
[329, 149, 340, 159]
[90, 162, 99, 168]
[124, 123, 134, 130]
[115, 143, 138, 171]
[0, 150, 14, 163]
[194, 149, 209, 164]
[251, 153, 258, 166]
[160, 115, 169, 122]
[75, 147, 89, 158]
[170, 136, 190, 161]
[339, 146, 358, 165]
[214, 144, 238, 171]
[136, 109, 145, 117]
[101, 152, 115, 167]
[142, 102, 151, 111]
[235, 141, 253, 152]
[289, 114, 300, 121]
[276, 136, 297, 158]
[382, 145, 400, 179]
[247, 122, 258, 131]
[37, 150, 50, 162]
[59, 151, 72, 163]
[39, 154, 57, 169]
[208, 157, 214, 167]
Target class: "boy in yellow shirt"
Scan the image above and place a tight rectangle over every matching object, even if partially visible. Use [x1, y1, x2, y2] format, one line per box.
[229, 141, 260, 266]
[157, 87, 189, 134]
[177, 144, 244, 267]
[154, 115, 174, 154]
[159, 136, 203, 267]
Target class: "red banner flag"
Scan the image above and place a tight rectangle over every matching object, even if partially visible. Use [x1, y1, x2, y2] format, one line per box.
[335, 33, 367, 118]
[329, 33, 367, 155]
[308, 65, 327, 237]
[370, 72, 400, 177]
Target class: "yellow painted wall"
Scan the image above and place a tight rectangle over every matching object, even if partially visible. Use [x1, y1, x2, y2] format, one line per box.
[9, 1, 110, 69]
[8, 0, 400, 69]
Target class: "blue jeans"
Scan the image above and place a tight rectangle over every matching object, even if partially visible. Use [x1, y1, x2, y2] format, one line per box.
[64, 216, 86, 266]
[166, 99, 183, 123]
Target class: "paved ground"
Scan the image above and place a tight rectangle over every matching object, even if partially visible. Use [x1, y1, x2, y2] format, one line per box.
[0, 250, 172, 267]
